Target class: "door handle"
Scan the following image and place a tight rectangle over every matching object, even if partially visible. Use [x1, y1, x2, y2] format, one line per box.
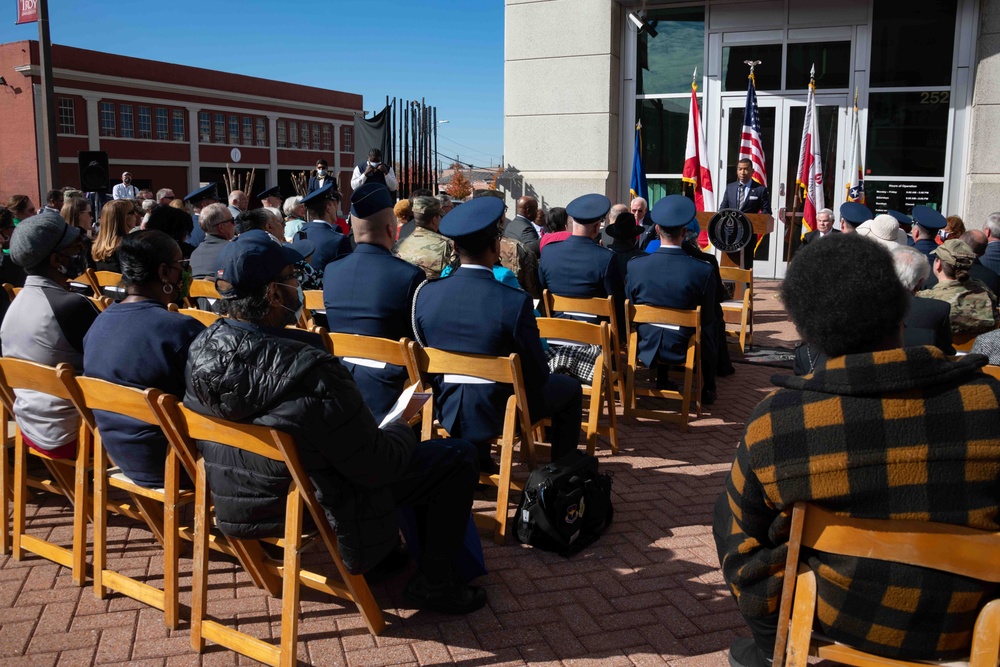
[779, 182, 786, 196]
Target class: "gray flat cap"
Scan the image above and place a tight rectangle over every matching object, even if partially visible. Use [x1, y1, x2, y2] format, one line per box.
[9, 212, 81, 270]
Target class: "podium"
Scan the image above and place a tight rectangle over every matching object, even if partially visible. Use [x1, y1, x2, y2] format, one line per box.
[695, 211, 774, 270]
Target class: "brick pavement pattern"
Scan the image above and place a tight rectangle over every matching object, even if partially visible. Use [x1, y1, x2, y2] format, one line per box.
[0, 282, 801, 667]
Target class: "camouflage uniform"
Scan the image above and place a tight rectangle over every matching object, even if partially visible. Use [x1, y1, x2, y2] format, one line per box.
[499, 236, 540, 298]
[917, 279, 999, 334]
[393, 225, 458, 279]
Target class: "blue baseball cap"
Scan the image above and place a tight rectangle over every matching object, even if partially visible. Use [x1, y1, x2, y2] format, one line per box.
[439, 196, 505, 239]
[839, 202, 872, 227]
[350, 182, 393, 218]
[649, 194, 697, 229]
[911, 205, 947, 230]
[301, 183, 340, 209]
[215, 230, 304, 298]
[184, 182, 220, 204]
[566, 194, 611, 224]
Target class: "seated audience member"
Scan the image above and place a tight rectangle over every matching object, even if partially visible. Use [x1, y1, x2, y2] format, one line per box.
[0, 209, 26, 287]
[394, 196, 457, 279]
[970, 328, 1000, 364]
[6, 194, 36, 224]
[183, 182, 223, 248]
[145, 205, 195, 259]
[264, 207, 286, 240]
[911, 205, 947, 260]
[504, 195, 541, 257]
[187, 231, 486, 613]
[715, 232, 1000, 667]
[799, 207, 839, 246]
[227, 190, 248, 221]
[626, 195, 719, 402]
[92, 199, 138, 273]
[921, 229, 1000, 295]
[855, 213, 908, 250]
[941, 214, 966, 243]
[189, 203, 235, 278]
[893, 245, 955, 353]
[156, 188, 176, 206]
[916, 239, 999, 334]
[539, 206, 569, 252]
[436, 193, 454, 218]
[603, 208, 646, 279]
[323, 183, 425, 422]
[294, 184, 352, 271]
[412, 197, 583, 471]
[257, 185, 282, 212]
[982, 211, 1000, 274]
[282, 196, 306, 241]
[83, 231, 203, 488]
[42, 189, 64, 215]
[60, 196, 98, 273]
[0, 213, 100, 458]
[393, 199, 414, 239]
[140, 199, 156, 227]
[682, 228, 735, 377]
[838, 201, 870, 234]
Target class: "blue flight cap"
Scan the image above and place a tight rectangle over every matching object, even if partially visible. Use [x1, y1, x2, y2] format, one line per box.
[649, 194, 697, 229]
[439, 197, 505, 239]
[911, 205, 947, 230]
[887, 209, 912, 229]
[300, 183, 341, 209]
[350, 182, 394, 218]
[256, 185, 281, 201]
[184, 182, 220, 204]
[839, 202, 872, 228]
[566, 194, 611, 224]
[289, 238, 315, 260]
[215, 229, 304, 298]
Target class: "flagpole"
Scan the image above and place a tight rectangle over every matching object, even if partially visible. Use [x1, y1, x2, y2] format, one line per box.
[37, 0, 59, 191]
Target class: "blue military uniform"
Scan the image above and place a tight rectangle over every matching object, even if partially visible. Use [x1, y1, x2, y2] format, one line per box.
[911, 206, 947, 265]
[625, 196, 719, 396]
[294, 183, 351, 271]
[412, 198, 582, 466]
[839, 201, 871, 233]
[322, 185, 425, 422]
[184, 182, 221, 248]
[538, 194, 625, 331]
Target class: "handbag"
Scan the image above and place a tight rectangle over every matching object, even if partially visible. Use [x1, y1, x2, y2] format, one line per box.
[514, 450, 613, 557]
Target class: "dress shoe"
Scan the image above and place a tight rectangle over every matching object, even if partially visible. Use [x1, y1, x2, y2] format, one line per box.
[728, 638, 772, 667]
[403, 570, 487, 614]
[702, 388, 717, 405]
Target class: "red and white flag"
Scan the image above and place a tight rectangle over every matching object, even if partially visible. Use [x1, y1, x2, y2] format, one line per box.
[16, 0, 38, 24]
[682, 71, 715, 250]
[795, 65, 824, 238]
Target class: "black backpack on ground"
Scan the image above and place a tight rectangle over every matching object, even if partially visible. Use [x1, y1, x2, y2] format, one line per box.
[514, 450, 613, 556]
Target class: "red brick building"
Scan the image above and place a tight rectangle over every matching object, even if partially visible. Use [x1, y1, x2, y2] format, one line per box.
[0, 40, 362, 211]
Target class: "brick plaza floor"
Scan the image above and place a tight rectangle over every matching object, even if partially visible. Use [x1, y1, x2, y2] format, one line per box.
[0, 281, 800, 667]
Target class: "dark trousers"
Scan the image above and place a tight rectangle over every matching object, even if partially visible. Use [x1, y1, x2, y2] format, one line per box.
[712, 492, 778, 659]
[528, 373, 583, 460]
[388, 438, 479, 582]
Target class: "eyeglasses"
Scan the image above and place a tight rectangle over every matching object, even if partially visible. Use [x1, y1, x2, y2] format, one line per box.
[169, 259, 191, 270]
[218, 218, 236, 226]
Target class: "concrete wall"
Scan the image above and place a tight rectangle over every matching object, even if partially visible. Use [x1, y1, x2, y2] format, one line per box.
[502, 0, 620, 209]
[966, 0, 1000, 226]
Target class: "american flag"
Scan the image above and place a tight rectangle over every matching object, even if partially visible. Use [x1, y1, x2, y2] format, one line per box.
[740, 73, 768, 187]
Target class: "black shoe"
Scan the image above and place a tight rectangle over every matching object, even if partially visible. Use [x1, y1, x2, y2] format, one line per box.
[365, 544, 411, 583]
[403, 571, 487, 615]
[701, 388, 717, 405]
[478, 457, 499, 475]
[717, 364, 736, 378]
[728, 638, 772, 667]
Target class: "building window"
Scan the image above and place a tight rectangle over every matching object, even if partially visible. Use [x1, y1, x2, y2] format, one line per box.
[866, 91, 950, 178]
[723, 44, 782, 92]
[172, 110, 185, 141]
[58, 98, 75, 134]
[228, 115, 239, 144]
[120, 104, 134, 139]
[256, 118, 266, 147]
[786, 42, 851, 90]
[199, 111, 210, 142]
[636, 7, 705, 95]
[870, 0, 957, 87]
[343, 126, 352, 152]
[137, 106, 152, 139]
[277, 120, 287, 148]
[243, 117, 253, 146]
[156, 108, 168, 140]
[322, 125, 331, 151]
[214, 113, 225, 143]
[289, 121, 298, 149]
[312, 123, 321, 150]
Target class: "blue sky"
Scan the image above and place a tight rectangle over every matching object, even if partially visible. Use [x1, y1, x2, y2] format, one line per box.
[1, 1, 505, 168]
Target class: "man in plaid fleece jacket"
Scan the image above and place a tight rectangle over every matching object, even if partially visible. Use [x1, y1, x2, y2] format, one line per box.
[714, 233, 1000, 667]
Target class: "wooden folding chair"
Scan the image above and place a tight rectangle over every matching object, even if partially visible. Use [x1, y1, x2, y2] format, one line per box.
[0, 374, 14, 554]
[184, 279, 222, 309]
[409, 344, 543, 544]
[953, 332, 980, 352]
[719, 266, 753, 353]
[62, 376, 196, 629]
[624, 301, 702, 430]
[541, 291, 626, 404]
[325, 332, 420, 385]
[536, 318, 618, 455]
[3, 282, 21, 302]
[774, 503, 1000, 667]
[87, 295, 112, 312]
[84, 268, 125, 300]
[154, 395, 385, 667]
[166, 303, 224, 327]
[302, 289, 324, 329]
[0, 359, 90, 585]
[983, 364, 1000, 380]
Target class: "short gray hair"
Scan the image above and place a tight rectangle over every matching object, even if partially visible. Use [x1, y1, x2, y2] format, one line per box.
[436, 193, 452, 209]
[199, 202, 230, 232]
[817, 208, 834, 219]
[892, 245, 931, 292]
[283, 196, 303, 217]
[985, 212, 1000, 238]
[155, 188, 173, 201]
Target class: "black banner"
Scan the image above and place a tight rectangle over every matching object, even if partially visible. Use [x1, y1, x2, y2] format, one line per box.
[354, 105, 391, 175]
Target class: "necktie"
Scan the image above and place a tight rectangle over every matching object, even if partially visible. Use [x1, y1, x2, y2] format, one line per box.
[737, 184, 745, 209]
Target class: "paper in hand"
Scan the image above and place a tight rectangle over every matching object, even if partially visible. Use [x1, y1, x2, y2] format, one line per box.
[379, 384, 431, 428]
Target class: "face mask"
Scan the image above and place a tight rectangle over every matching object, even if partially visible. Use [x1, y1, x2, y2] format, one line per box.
[317, 168, 326, 176]
[368, 160, 379, 167]
[275, 281, 304, 324]
[59, 249, 88, 278]
[124, 178, 131, 184]
[938, 230, 950, 241]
